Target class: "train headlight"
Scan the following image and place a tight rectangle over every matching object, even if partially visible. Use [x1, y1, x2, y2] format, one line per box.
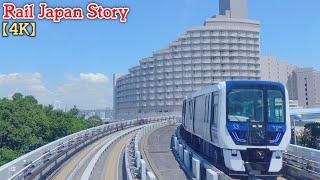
[274, 151, 282, 159]
[231, 150, 238, 157]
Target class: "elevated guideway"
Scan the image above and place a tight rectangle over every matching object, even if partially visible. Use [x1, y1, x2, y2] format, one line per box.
[1, 116, 320, 180]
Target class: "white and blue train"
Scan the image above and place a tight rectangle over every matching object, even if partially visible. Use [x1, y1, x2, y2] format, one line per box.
[181, 81, 291, 176]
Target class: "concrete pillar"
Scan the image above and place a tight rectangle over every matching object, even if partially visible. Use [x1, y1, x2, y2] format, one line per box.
[206, 169, 218, 180]
[184, 149, 191, 170]
[192, 157, 200, 180]
[140, 159, 146, 180]
[179, 144, 184, 160]
[146, 171, 156, 180]
[174, 137, 178, 152]
[136, 151, 141, 169]
[135, 143, 139, 152]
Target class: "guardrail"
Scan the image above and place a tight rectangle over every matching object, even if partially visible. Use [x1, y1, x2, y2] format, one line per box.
[0, 116, 170, 180]
[283, 144, 320, 179]
[125, 116, 177, 180]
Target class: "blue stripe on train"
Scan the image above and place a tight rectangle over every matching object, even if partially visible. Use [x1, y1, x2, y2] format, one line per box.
[267, 124, 286, 132]
[227, 122, 249, 131]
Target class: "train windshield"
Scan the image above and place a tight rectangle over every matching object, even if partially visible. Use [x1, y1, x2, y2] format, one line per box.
[267, 90, 285, 123]
[227, 89, 285, 123]
[226, 82, 286, 146]
[227, 89, 264, 123]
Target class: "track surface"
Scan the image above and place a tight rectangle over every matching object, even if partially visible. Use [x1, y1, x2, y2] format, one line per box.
[52, 133, 116, 179]
[91, 133, 134, 180]
[141, 125, 188, 180]
[51, 129, 135, 180]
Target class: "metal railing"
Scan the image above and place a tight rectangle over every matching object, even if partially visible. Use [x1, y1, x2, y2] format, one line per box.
[283, 144, 320, 179]
[0, 117, 168, 180]
[284, 153, 320, 174]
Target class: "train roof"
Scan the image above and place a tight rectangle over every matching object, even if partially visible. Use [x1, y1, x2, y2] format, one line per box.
[185, 80, 286, 99]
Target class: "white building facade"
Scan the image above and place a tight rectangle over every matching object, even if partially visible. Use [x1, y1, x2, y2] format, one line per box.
[260, 56, 297, 85]
[114, 0, 261, 120]
[287, 68, 320, 108]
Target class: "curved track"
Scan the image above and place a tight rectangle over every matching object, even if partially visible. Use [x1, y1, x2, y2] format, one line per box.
[50, 128, 137, 180]
[140, 125, 188, 180]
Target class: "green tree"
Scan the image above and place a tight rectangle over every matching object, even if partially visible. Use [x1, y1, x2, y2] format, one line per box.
[0, 93, 99, 166]
[299, 122, 320, 149]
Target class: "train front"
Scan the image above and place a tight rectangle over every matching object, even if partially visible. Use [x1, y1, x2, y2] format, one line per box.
[221, 81, 291, 176]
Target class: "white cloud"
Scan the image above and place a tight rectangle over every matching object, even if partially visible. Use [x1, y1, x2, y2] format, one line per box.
[79, 73, 108, 84]
[0, 72, 112, 109]
[55, 73, 112, 109]
[0, 73, 51, 101]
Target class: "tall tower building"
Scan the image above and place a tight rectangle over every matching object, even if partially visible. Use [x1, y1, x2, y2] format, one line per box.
[114, 0, 260, 120]
[219, 0, 248, 18]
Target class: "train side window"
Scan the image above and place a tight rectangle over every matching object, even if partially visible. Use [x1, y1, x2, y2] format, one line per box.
[182, 100, 186, 125]
[214, 95, 219, 125]
[206, 95, 211, 123]
[211, 94, 219, 127]
[195, 95, 206, 124]
[204, 96, 207, 123]
[189, 101, 193, 121]
[204, 96, 208, 122]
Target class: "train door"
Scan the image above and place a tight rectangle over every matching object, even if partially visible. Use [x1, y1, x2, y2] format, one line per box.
[210, 93, 219, 144]
[204, 94, 212, 141]
[182, 100, 186, 126]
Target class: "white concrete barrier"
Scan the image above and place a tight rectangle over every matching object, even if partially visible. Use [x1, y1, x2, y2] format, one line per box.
[179, 144, 184, 160]
[192, 157, 200, 180]
[174, 137, 178, 151]
[206, 169, 218, 180]
[140, 159, 146, 180]
[136, 151, 141, 169]
[147, 171, 156, 180]
[184, 149, 191, 170]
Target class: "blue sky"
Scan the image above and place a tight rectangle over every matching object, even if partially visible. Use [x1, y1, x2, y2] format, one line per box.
[0, 0, 319, 109]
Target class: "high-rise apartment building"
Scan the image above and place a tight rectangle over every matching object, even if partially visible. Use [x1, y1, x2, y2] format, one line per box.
[260, 56, 297, 85]
[113, 0, 260, 120]
[287, 68, 320, 108]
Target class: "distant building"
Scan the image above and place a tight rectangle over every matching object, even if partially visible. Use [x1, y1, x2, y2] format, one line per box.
[78, 108, 113, 123]
[260, 56, 297, 85]
[288, 68, 320, 108]
[53, 100, 68, 112]
[113, 0, 260, 120]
